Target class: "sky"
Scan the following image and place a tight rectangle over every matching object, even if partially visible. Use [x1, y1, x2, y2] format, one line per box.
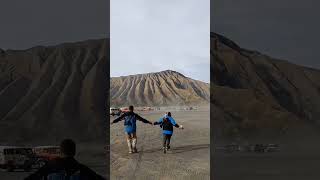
[0, 0, 108, 50]
[213, 0, 320, 69]
[111, 0, 210, 82]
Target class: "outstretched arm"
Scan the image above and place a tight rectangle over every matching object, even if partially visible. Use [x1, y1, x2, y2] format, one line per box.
[153, 117, 163, 125]
[111, 113, 126, 124]
[136, 114, 152, 124]
[169, 117, 183, 129]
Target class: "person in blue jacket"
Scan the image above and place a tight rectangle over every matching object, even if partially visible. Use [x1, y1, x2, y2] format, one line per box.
[111, 105, 153, 153]
[154, 112, 184, 153]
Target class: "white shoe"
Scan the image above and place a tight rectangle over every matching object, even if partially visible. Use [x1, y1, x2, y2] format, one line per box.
[133, 147, 138, 153]
[127, 139, 133, 153]
[163, 147, 167, 154]
[132, 138, 137, 153]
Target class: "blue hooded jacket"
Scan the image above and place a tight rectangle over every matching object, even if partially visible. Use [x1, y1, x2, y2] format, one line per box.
[112, 111, 151, 133]
[154, 115, 180, 135]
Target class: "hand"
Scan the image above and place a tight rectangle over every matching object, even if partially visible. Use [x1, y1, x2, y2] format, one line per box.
[179, 125, 184, 129]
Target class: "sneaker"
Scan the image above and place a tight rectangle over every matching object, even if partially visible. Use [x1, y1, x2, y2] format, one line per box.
[133, 147, 138, 153]
[167, 145, 170, 150]
[163, 147, 167, 154]
[129, 150, 133, 154]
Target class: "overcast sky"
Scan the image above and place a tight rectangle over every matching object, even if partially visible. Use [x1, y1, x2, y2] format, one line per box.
[0, 0, 108, 50]
[111, 0, 210, 82]
[213, 0, 320, 69]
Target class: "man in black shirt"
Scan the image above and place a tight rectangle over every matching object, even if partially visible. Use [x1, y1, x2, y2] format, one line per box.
[24, 139, 105, 180]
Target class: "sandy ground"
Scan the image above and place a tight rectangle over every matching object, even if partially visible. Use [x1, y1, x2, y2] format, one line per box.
[213, 151, 320, 180]
[110, 110, 210, 180]
[0, 143, 107, 179]
[213, 124, 320, 180]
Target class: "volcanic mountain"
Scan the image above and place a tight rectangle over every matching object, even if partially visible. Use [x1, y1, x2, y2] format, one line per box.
[110, 70, 210, 107]
[212, 32, 320, 138]
[0, 39, 108, 143]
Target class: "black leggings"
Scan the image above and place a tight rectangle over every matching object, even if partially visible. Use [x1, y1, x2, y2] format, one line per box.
[163, 134, 172, 148]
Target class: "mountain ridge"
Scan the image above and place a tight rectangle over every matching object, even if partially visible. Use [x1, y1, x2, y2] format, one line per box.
[0, 38, 109, 143]
[211, 32, 320, 138]
[110, 70, 210, 107]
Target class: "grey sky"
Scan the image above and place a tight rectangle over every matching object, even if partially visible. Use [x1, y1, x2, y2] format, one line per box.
[0, 0, 109, 50]
[111, 0, 210, 82]
[213, 0, 320, 69]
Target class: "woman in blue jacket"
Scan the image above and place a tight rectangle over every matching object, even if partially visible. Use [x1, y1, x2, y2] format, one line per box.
[154, 112, 184, 153]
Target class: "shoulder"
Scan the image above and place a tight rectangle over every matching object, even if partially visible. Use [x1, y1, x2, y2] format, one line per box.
[169, 116, 175, 121]
[122, 112, 131, 117]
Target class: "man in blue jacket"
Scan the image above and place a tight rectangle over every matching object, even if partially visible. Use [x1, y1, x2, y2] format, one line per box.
[154, 112, 184, 153]
[111, 105, 153, 153]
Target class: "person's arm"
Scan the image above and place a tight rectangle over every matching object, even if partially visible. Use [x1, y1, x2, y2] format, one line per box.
[111, 113, 126, 124]
[169, 117, 183, 129]
[153, 117, 163, 125]
[135, 113, 152, 124]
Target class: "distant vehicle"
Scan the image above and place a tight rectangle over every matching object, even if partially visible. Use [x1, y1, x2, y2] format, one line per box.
[110, 107, 121, 116]
[252, 144, 280, 153]
[221, 143, 280, 153]
[142, 107, 152, 111]
[0, 146, 34, 172]
[184, 107, 194, 111]
[33, 146, 60, 167]
[264, 144, 280, 152]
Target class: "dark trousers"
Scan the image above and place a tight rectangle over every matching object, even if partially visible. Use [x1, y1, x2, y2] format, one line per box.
[163, 134, 172, 148]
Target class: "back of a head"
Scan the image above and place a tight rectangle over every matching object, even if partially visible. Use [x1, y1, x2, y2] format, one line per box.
[167, 112, 172, 117]
[129, 105, 134, 112]
[60, 139, 76, 157]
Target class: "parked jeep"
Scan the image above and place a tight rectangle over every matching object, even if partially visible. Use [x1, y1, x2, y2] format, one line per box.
[0, 146, 34, 172]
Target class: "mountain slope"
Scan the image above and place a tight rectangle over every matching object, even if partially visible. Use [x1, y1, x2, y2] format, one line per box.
[110, 70, 209, 106]
[211, 32, 320, 138]
[0, 39, 108, 143]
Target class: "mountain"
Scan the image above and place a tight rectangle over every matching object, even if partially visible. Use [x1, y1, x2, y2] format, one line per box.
[110, 70, 210, 106]
[0, 39, 108, 143]
[211, 32, 320, 138]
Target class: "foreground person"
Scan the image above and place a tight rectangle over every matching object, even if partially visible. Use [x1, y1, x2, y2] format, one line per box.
[111, 105, 153, 153]
[154, 112, 184, 153]
[24, 139, 105, 180]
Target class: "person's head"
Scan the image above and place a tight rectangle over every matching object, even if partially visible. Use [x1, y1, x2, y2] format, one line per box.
[167, 112, 172, 117]
[129, 105, 134, 112]
[60, 139, 76, 157]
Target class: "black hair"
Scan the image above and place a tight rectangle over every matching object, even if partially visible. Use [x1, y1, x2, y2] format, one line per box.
[129, 105, 134, 111]
[167, 112, 171, 117]
[60, 139, 76, 157]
